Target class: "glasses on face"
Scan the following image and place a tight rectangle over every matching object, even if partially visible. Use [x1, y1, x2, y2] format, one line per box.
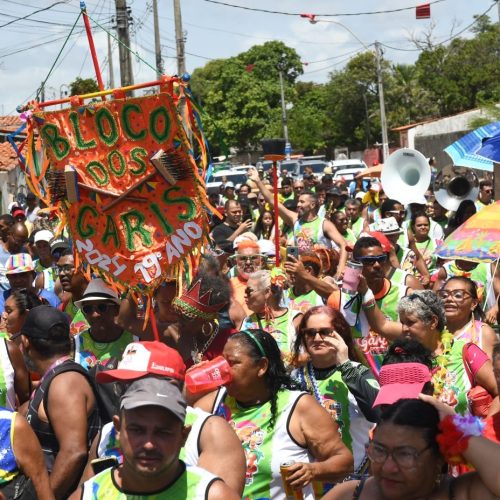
[367, 442, 431, 469]
[82, 303, 115, 315]
[387, 210, 406, 217]
[235, 254, 262, 264]
[301, 327, 335, 339]
[483, 189, 493, 194]
[357, 254, 387, 265]
[57, 264, 75, 274]
[437, 289, 472, 301]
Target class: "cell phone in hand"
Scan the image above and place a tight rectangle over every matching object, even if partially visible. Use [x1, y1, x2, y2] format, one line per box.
[286, 246, 299, 260]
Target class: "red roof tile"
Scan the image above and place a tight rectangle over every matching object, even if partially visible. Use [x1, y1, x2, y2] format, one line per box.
[0, 116, 23, 133]
[0, 142, 19, 172]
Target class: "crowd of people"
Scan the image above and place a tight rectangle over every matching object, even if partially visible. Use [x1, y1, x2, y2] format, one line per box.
[0, 161, 498, 499]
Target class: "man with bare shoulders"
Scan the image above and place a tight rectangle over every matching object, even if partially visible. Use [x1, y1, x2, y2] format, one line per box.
[14, 306, 100, 499]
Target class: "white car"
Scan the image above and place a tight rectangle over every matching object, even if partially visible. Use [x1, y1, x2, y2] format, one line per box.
[205, 169, 248, 194]
[332, 167, 369, 182]
[330, 159, 367, 173]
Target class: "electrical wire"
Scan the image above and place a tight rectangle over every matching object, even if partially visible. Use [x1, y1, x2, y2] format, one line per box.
[380, 1, 496, 52]
[199, 0, 446, 17]
[0, 1, 71, 28]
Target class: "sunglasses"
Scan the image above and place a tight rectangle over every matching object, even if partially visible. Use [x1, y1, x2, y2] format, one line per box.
[244, 287, 261, 297]
[234, 254, 263, 263]
[82, 303, 115, 315]
[356, 255, 387, 265]
[387, 210, 406, 216]
[301, 327, 335, 339]
[483, 189, 493, 194]
[437, 289, 472, 301]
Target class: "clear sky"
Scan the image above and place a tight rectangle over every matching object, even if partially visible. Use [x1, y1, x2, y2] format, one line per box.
[0, 0, 497, 115]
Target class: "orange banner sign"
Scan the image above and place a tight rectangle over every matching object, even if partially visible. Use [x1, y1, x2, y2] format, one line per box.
[33, 92, 208, 291]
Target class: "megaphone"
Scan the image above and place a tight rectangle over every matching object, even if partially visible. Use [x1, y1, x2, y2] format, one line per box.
[433, 165, 478, 212]
[381, 148, 431, 205]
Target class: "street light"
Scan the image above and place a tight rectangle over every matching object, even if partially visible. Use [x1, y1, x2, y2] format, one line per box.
[300, 14, 390, 161]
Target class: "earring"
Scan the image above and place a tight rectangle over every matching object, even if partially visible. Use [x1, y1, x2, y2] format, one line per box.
[202, 322, 214, 337]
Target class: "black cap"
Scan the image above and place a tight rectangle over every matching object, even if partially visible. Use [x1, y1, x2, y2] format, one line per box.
[328, 187, 342, 196]
[13, 305, 70, 340]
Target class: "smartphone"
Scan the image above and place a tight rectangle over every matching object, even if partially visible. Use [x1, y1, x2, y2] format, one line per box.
[286, 246, 299, 260]
[91, 456, 118, 474]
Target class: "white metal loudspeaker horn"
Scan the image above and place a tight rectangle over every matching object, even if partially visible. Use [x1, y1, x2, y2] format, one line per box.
[381, 148, 431, 205]
[433, 165, 479, 212]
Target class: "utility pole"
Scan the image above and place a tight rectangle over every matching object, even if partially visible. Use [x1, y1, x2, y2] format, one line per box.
[173, 0, 186, 75]
[375, 41, 389, 162]
[115, 0, 134, 87]
[107, 32, 115, 88]
[152, 0, 163, 77]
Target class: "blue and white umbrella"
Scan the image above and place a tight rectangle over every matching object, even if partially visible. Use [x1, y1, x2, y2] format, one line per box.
[444, 121, 500, 172]
[476, 128, 500, 163]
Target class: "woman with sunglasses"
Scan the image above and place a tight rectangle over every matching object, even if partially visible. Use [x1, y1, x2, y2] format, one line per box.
[325, 397, 500, 500]
[241, 269, 302, 361]
[439, 277, 497, 359]
[195, 329, 353, 499]
[292, 306, 379, 479]
[361, 288, 497, 414]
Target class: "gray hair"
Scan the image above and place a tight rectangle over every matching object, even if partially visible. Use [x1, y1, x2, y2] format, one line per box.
[344, 198, 361, 208]
[248, 270, 282, 301]
[398, 290, 446, 332]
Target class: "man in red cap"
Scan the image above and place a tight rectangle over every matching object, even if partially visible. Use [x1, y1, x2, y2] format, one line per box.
[80, 341, 246, 496]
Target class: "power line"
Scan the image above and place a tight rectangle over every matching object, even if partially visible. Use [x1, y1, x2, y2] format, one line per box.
[0, 1, 71, 28]
[380, 1, 497, 52]
[199, 0, 446, 18]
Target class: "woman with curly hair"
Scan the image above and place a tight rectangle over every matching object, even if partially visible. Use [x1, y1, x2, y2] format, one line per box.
[361, 286, 497, 414]
[195, 329, 353, 499]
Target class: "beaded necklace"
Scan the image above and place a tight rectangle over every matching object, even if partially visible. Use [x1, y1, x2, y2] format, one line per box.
[432, 329, 454, 399]
[298, 362, 328, 406]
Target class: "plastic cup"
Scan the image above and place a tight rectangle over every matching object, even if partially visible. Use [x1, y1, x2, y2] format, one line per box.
[341, 261, 363, 294]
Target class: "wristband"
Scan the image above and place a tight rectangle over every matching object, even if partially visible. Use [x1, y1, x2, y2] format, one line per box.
[362, 289, 375, 305]
[436, 414, 485, 465]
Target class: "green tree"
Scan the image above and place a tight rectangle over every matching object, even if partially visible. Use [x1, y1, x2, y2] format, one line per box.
[190, 41, 303, 152]
[288, 82, 329, 155]
[69, 77, 99, 96]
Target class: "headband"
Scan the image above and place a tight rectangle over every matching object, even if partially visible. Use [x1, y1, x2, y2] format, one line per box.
[242, 330, 266, 357]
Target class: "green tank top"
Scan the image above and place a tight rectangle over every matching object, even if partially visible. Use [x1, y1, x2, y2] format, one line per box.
[291, 216, 329, 251]
[81, 463, 217, 499]
[351, 217, 365, 239]
[241, 309, 300, 363]
[432, 339, 470, 415]
[287, 288, 324, 314]
[216, 389, 314, 499]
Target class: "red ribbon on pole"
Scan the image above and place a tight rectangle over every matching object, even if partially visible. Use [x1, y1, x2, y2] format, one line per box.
[272, 160, 280, 266]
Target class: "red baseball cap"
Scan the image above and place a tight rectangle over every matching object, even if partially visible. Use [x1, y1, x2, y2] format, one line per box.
[366, 231, 393, 253]
[372, 362, 431, 407]
[96, 341, 186, 384]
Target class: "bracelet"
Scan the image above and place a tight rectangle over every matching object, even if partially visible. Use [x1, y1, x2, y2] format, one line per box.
[436, 414, 485, 465]
[362, 289, 375, 305]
